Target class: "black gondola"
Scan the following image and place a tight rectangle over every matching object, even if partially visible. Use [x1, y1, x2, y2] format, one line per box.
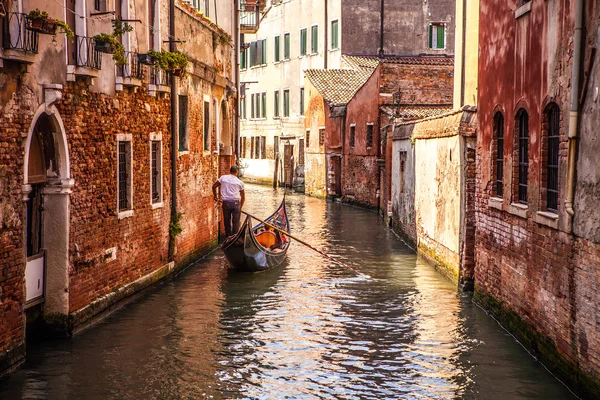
[221, 199, 290, 272]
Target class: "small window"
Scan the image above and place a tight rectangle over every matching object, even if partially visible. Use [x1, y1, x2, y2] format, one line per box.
[298, 138, 305, 165]
[261, 39, 267, 65]
[349, 124, 356, 148]
[517, 109, 529, 204]
[300, 28, 307, 56]
[546, 104, 560, 212]
[428, 23, 445, 49]
[300, 87, 304, 116]
[494, 112, 504, 197]
[331, 20, 339, 50]
[261, 92, 267, 118]
[150, 136, 162, 205]
[399, 151, 407, 194]
[94, 0, 107, 12]
[240, 48, 247, 70]
[319, 128, 325, 146]
[274, 90, 280, 118]
[283, 89, 290, 117]
[366, 124, 374, 148]
[178, 95, 188, 151]
[117, 137, 132, 213]
[204, 100, 210, 151]
[311, 25, 318, 54]
[306, 130, 310, 147]
[204, 0, 210, 18]
[274, 35, 280, 62]
[284, 33, 291, 60]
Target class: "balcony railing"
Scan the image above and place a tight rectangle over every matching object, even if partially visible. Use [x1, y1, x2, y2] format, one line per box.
[118, 51, 143, 79]
[150, 67, 169, 86]
[2, 12, 39, 53]
[240, 1, 260, 34]
[74, 35, 101, 70]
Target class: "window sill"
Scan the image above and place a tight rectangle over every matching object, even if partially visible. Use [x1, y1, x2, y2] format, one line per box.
[427, 48, 446, 51]
[329, 48, 340, 52]
[515, 2, 532, 18]
[118, 210, 134, 220]
[250, 118, 267, 121]
[535, 211, 559, 229]
[488, 196, 503, 211]
[509, 202, 528, 219]
[274, 61, 280, 64]
[151, 202, 164, 210]
[178, 150, 190, 156]
[273, 116, 281, 119]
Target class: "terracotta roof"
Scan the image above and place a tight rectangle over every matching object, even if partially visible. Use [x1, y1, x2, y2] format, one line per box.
[381, 105, 454, 121]
[305, 68, 375, 105]
[341, 55, 380, 71]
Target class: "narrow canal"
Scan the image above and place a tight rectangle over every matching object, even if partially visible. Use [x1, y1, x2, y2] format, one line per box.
[0, 185, 576, 399]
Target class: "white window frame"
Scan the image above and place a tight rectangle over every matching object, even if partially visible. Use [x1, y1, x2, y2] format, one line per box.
[149, 132, 163, 209]
[428, 23, 446, 50]
[116, 133, 134, 219]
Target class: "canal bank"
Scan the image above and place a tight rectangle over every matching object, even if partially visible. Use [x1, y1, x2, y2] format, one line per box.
[0, 185, 579, 399]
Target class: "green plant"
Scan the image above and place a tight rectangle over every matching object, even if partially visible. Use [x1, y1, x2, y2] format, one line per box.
[148, 49, 189, 72]
[28, 9, 49, 21]
[92, 19, 133, 66]
[169, 211, 184, 240]
[53, 19, 74, 42]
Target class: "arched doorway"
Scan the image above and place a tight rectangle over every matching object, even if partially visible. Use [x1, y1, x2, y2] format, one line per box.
[23, 106, 72, 327]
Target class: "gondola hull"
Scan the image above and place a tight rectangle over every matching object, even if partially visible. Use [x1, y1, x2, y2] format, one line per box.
[222, 200, 290, 272]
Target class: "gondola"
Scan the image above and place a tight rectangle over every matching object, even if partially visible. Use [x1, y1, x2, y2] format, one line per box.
[221, 199, 291, 272]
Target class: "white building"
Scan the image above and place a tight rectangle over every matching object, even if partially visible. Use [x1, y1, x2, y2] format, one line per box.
[239, 0, 342, 186]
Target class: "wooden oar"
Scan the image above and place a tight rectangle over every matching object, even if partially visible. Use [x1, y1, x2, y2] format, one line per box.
[240, 210, 364, 276]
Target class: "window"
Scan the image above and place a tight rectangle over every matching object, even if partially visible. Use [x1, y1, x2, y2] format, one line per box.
[204, 0, 210, 18]
[545, 103, 560, 212]
[428, 23, 445, 49]
[150, 134, 162, 206]
[331, 20, 339, 50]
[283, 89, 290, 117]
[242, 137, 247, 158]
[349, 124, 356, 148]
[494, 112, 504, 197]
[274, 35, 280, 62]
[117, 136, 132, 214]
[261, 92, 266, 118]
[319, 128, 325, 146]
[306, 130, 310, 148]
[240, 48, 247, 69]
[274, 90, 280, 118]
[251, 137, 256, 158]
[251, 92, 266, 119]
[284, 33, 290, 60]
[240, 96, 246, 119]
[178, 95, 188, 151]
[366, 123, 374, 148]
[249, 39, 267, 67]
[298, 138, 305, 165]
[517, 109, 529, 203]
[204, 100, 210, 151]
[311, 25, 318, 54]
[399, 151, 407, 194]
[95, 0, 106, 12]
[261, 136, 266, 159]
[300, 28, 307, 56]
[300, 87, 304, 116]
[251, 94, 255, 118]
[274, 136, 279, 157]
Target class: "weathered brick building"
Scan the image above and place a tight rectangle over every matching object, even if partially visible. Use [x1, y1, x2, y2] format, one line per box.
[476, 0, 600, 396]
[0, 0, 237, 376]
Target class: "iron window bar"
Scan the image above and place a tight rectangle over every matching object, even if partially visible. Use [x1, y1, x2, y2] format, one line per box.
[495, 113, 504, 197]
[118, 51, 143, 79]
[518, 111, 529, 204]
[74, 36, 102, 70]
[547, 105, 560, 212]
[2, 12, 39, 53]
[150, 66, 169, 86]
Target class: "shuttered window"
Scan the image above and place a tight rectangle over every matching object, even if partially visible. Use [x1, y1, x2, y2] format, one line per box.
[283, 89, 290, 117]
[331, 20, 339, 49]
[311, 25, 318, 54]
[274, 90, 280, 118]
[300, 28, 307, 56]
[428, 23, 445, 49]
[284, 33, 290, 60]
[274, 35, 280, 62]
[178, 95, 188, 151]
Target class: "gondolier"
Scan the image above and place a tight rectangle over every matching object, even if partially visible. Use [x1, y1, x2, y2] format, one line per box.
[213, 166, 245, 238]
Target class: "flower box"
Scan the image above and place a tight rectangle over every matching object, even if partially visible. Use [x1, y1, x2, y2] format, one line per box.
[137, 53, 156, 66]
[27, 17, 57, 35]
[94, 39, 114, 54]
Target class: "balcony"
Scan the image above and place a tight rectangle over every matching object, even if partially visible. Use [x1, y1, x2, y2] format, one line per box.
[67, 35, 101, 81]
[148, 66, 170, 96]
[1, 12, 39, 64]
[116, 51, 143, 90]
[240, 0, 260, 34]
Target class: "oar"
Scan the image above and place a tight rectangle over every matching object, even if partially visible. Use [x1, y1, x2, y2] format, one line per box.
[240, 209, 365, 277]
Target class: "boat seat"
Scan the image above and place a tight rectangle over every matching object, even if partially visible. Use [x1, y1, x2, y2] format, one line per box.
[255, 230, 278, 248]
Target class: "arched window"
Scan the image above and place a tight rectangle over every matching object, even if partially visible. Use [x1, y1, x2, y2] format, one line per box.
[516, 109, 529, 204]
[545, 103, 560, 212]
[493, 112, 505, 197]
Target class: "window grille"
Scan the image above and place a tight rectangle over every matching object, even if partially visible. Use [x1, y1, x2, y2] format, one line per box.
[366, 124, 374, 148]
[517, 110, 529, 203]
[494, 112, 504, 197]
[547, 104, 560, 212]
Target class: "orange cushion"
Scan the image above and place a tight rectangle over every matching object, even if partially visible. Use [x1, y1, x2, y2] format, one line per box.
[255, 231, 278, 248]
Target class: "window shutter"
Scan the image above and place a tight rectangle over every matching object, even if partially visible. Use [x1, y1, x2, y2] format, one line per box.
[428, 25, 433, 48]
[275, 36, 280, 61]
[437, 25, 445, 49]
[261, 93, 266, 118]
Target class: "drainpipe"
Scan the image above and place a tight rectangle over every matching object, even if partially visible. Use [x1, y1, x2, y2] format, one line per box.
[378, 0, 384, 57]
[324, 0, 328, 69]
[460, 0, 467, 107]
[169, 0, 178, 258]
[565, 0, 584, 220]
[234, 0, 240, 158]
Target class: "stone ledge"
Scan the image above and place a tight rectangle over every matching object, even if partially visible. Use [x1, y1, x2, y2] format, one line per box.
[535, 211, 559, 230]
[488, 196, 503, 211]
[509, 202, 528, 219]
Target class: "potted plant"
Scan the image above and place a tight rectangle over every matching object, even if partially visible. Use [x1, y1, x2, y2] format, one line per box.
[27, 9, 74, 42]
[52, 19, 74, 42]
[92, 19, 133, 66]
[149, 49, 189, 76]
[137, 52, 156, 66]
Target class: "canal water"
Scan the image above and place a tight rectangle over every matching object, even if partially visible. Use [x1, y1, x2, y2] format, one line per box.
[0, 184, 577, 399]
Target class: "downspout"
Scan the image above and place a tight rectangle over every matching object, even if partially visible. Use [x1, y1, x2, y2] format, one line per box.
[565, 0, 584, 220]
[378, 0, 384, 57]
[169, 0, 178, 259]
[234, 0, 240, 158]
[324, 0, 328, 69]
[460, 0, 467, 107]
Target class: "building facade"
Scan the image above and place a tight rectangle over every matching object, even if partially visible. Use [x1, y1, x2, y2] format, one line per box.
[0, 0, 236, 376]
[476, 0, 600, 397]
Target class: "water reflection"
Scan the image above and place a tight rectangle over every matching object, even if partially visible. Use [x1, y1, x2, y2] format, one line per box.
[0, 185, 576, 399]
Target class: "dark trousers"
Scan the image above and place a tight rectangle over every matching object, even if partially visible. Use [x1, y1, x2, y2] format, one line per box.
[222, 200, 241, 237]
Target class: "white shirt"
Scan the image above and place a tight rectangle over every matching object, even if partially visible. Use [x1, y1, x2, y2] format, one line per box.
[218, 174, 244, 201]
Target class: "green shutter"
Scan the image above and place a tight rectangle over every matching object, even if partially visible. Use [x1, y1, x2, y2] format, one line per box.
[437, 25, 445, 49]
[262, 39, 267, 64]
[332, 20, 338, 49]
[428, 24, 433, 48]
[285, 34, 290, 59]
[275, 36, 280, 62]
[311, 25, 318, 53]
